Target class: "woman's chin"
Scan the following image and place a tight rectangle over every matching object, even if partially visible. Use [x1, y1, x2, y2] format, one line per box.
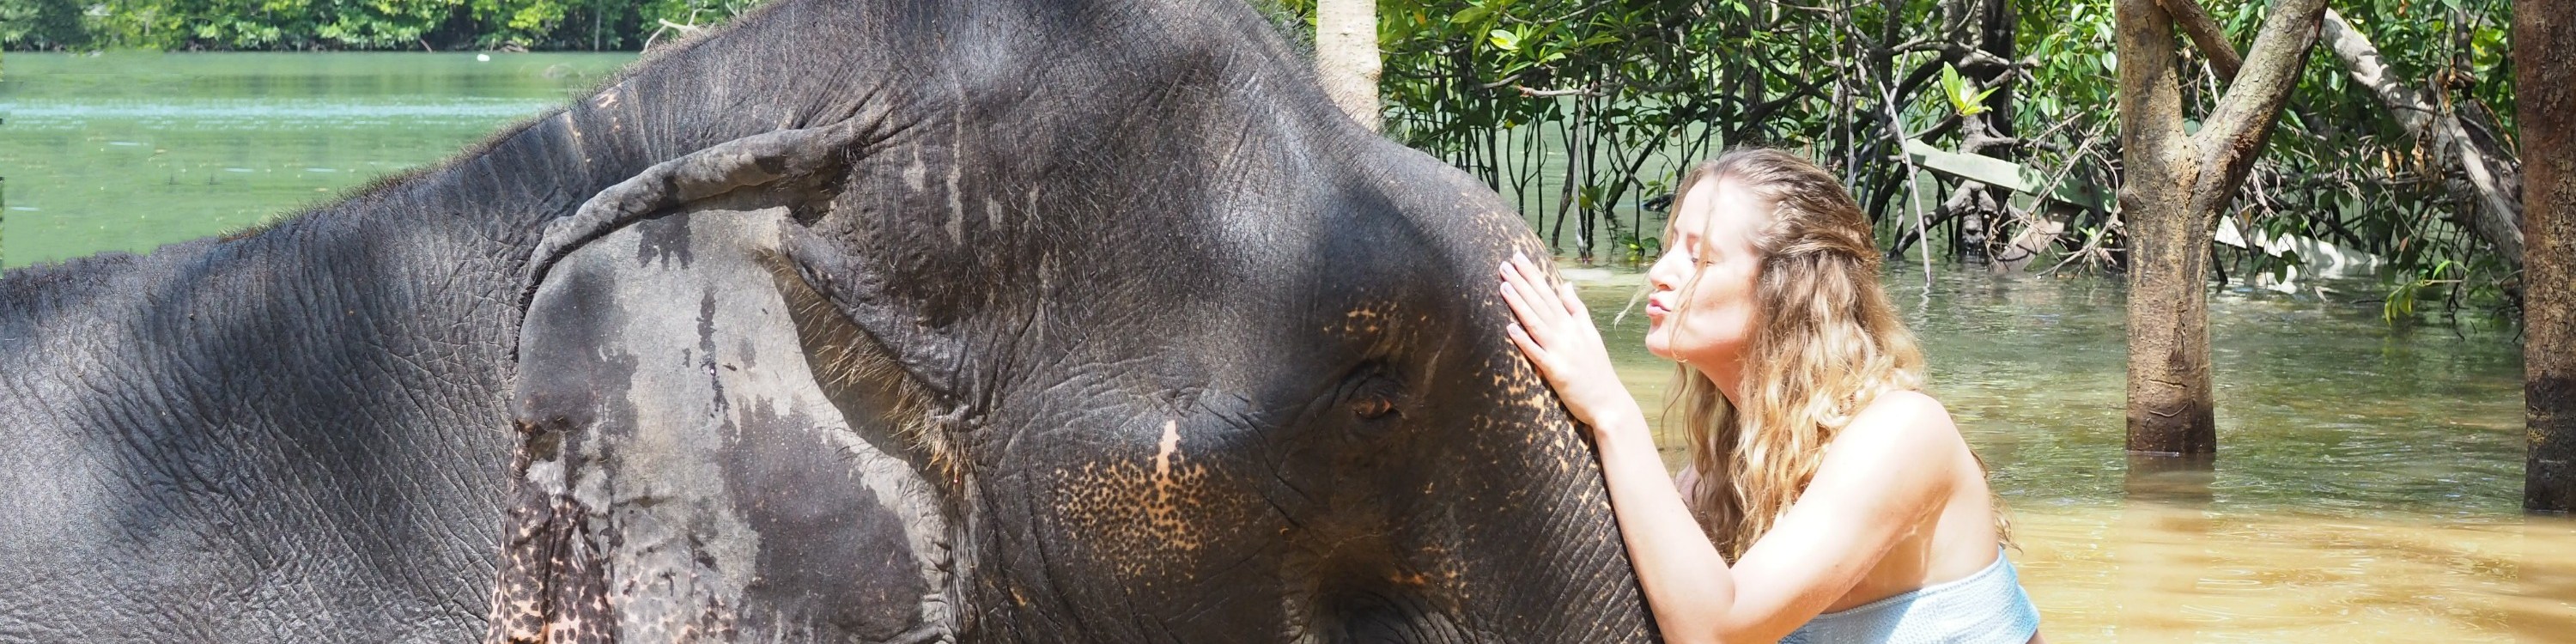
[1643, 337, 1672, 360]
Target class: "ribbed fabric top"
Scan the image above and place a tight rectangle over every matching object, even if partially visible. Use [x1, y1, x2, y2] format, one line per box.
[1779, 549, 2041, 644]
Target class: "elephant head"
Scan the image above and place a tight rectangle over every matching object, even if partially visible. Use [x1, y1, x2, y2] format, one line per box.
[496, 0, 1659, 641]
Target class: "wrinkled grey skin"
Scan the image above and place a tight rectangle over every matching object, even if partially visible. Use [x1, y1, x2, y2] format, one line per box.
[497, 209, 952, 641]
[0, 0, 1659, 641]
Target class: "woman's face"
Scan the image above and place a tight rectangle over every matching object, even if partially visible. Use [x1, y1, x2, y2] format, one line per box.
[1643, 178, 1769, 375]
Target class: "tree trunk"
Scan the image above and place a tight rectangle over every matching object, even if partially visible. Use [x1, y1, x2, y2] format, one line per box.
[2116, 0, 2326, 455]
[2169, 5, 2525, 264]
[2321, 9, 2524, 264]
[1315, 0, 1381, 132]
[2521, 0, 2576, 513]
[1946, 0, 2017, 264]
[1975, 0, 2017, 259]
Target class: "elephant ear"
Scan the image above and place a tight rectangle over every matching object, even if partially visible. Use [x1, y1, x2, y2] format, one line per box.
[491, 206, 958, 644]
[517, 117, 979, 411]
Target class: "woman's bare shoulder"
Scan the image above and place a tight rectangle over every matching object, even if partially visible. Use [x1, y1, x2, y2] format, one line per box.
[1852, 391, 1956, 434]
[1828, 391, 1965, 469]
[1801, 390, 1969, 526]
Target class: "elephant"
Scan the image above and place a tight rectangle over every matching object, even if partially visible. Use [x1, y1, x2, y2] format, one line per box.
[0, 0, 1660, 641]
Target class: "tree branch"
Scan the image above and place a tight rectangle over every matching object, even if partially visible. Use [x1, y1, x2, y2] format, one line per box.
[2190, 0, 2329, 216]
[1514, 85, 1601, 98]
[2321, 8, 2524, 263]
[2159, 0, 2245, 82]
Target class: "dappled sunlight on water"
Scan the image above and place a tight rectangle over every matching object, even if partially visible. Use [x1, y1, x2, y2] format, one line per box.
[1566, 264, 2573, 641]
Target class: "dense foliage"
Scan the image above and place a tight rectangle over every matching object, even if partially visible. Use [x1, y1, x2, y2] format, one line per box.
[1278, 0, 2518, 316]
[0, 0, 754, 50]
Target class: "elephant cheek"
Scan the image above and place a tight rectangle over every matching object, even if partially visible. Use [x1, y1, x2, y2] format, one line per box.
[1412, 360, 1653, 637]
[1047, 421, 1257, 586]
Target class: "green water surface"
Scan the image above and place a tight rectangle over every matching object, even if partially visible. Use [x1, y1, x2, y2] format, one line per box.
[0, 52, 636, 267]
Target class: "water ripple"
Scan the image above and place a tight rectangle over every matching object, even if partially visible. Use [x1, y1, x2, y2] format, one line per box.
[1, 97, 562, 126]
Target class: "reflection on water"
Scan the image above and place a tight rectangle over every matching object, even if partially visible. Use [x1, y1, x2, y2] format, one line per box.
[10, 51, 2572, 641]
[0, 52, 635, 267]
[1571, 266, 2576, 641]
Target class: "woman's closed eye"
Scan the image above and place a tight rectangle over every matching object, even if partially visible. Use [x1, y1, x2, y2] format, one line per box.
[1675, 235, 1716, 267]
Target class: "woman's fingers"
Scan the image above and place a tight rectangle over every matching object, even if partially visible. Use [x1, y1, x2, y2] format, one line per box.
[1503, 259, 1551, 318]
[1515, 253, 1589, 327]
[1505, 323, 1559, 379]
[1510, 252, 1565, 313]
[1499, 276, 1548, 336]
[1500, 260, 1560, 334]
[1504, 322, 1540, 359]
[1502, 252, 1607, 355]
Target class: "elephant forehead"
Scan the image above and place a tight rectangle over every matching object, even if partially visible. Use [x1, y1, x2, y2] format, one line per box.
[1048, 420, 1255, 583]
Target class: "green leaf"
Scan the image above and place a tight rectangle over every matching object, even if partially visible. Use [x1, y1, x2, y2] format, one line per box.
[2385, 282, 2416, 323]
[1488, 28, 1518, 51]
[1939, 64, 1990, 116]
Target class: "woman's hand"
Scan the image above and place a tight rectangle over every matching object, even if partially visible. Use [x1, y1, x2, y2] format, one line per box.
[1499, 252, 1646, 440]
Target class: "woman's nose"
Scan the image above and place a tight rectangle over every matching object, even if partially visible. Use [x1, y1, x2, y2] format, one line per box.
[1645, 249, 1684, 291]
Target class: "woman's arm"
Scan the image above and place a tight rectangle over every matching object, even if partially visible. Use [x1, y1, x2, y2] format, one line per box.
[1711, 392, 1961, 640]
[1496, 254, 1741, 641]
[1585, 410, 1744, 643]
[1498, 255, 1962, 644]
[1595, 397, 1961, 644]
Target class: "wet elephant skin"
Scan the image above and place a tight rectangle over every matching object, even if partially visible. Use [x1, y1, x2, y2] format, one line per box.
[0, 0, 1660, 641]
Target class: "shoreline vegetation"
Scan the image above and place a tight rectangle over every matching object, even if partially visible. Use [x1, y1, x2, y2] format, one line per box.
[0, 0, 754, 52]
[3, 0, 2524, 323]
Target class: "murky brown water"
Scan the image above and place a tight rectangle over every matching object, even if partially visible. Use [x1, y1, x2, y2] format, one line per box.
[1569, 266, 2576, 641]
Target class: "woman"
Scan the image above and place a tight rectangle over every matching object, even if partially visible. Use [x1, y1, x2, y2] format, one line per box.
[1498, 149, 2041, 643]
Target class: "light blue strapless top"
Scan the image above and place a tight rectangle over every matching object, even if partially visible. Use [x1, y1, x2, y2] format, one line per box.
[1778, 549, 2041, 644]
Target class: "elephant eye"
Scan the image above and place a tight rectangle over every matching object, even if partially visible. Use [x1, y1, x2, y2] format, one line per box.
[1350, 395, 1399, 421]
[1338, 362, 1406, 422]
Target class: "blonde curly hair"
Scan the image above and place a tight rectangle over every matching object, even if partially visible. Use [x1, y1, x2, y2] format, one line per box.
[1662, 149, 1999, 557]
